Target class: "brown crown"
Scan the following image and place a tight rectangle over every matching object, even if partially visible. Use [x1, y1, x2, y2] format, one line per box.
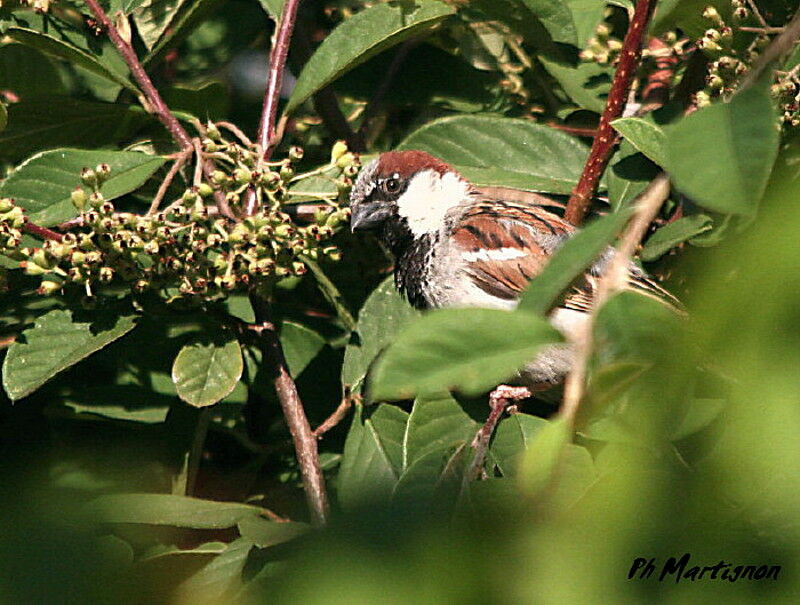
[375, 150, 456, 180]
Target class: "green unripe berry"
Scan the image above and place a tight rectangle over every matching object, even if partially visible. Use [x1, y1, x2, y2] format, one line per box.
[330, 140, 348, 164]
[234, 167, 252, 185]
[37, 279, 62, 296]
[198, 183, 214, 198]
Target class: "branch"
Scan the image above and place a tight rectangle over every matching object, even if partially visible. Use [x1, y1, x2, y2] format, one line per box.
[313, 392, 356, 438]
[739, 6, 800, 90]
[565, 0, 658, 225]
[83, 0, 193, 151]
[248, 293, 329, 526]
[560, 174, 671, 426]
[245, 0, 303, 217]
[257, 0, 302, 157]
[23, 220, 63, 242]
[148, 151, 190, 214]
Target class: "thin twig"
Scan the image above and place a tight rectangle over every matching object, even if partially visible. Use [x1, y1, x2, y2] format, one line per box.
[560, 174, 671, 426]
[565, 0, 658, 225]
[466, 385, 531, 481]
[248, 293, 329, 526]
[148, 151, 190, 214]
[0, 335, 16, 349]
[313, 392, 356, 438]
[245, 0, 303, 217]
[640, 37, 678, 112]
[23, 220, 63, 242]
[739, 6, 800, 90]
[83, 0, 193, 151]
[257, 0, 302, 158]
[216, 121, 254, 148]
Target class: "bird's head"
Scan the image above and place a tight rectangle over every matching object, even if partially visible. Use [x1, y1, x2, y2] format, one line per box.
[349, 151, 472, 244]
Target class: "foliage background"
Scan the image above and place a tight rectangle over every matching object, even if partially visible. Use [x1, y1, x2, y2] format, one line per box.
[1, 0, 799, 602]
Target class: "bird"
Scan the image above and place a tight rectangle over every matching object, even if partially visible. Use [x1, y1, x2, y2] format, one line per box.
[349, 150, 677, 390]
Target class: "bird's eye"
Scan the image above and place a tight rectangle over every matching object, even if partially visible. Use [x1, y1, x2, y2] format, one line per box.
[383, 177, 401, 195]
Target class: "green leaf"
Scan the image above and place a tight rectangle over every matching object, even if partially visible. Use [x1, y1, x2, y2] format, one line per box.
[258, 0, 286, 18]
[490, 413, 549, 476]
[0, 97, 146, 163]
[0, 44, 66, 99]
[611, 117, 667, 167]
[539, 52, 612, 113]
[0, 102, 6, 133]
[87, 493, 264, 527]
[5, 27, 137, 93]
[398, 115, 590, 194]
[564, 0, 606, 46]
[0, 149, 166, 226]
[304, 258, 357, 332]
[139, 0, 226, 67]
[235, 516, 309, 548]
[122, 0, 149, 11]
[519, 0, 578, 45]
[279, 321, 325, 377]
[517, 416, 570, 497]
[607, 141, 658, 211]
[402, 395, 478, 470]
[172, 331, 243, 407]
[134, 0, 189, 49]
[286, 0, 455, 113]
[2, 309, 137, 401]
[664, 85, 780, 215]
[641, 214, 713, 261]
[338, 404, 405, 509]
[174, 538, 255, 603]
[370, 308, 561, 400]
[518, 208, 633, 315]
[341, 276, 420, 394]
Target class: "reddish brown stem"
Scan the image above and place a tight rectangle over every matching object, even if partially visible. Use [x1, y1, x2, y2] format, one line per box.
[257, 0, 302, 157]
[83, 0, 193, 151]
[313, 394, 355, 438]
[23, 221, 63, 242]
[245, 0, 303, 217]
[565, 0, 658, 225]
[248, 294, 329, 526]
[640, 38, 678, 112]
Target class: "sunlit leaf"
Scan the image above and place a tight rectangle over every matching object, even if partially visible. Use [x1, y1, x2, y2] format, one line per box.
[641, 214, 713, 261]
[2, 309, 137, 401]
[370, 308, 561, 400]
[398, 115, 590, 194]
[172, 331, 243, 407]
[286, 0, 455, 113]
[0, 149, 166, 226]
[665, 84, 779, 215]
[518, 208, 633, 315]
[611, 117, 667, 167]
[5, 27, 137, 93]
[342, 276, 420, 395]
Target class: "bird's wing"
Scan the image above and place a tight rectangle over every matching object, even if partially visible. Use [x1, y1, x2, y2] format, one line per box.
[451, 199, 680, 311]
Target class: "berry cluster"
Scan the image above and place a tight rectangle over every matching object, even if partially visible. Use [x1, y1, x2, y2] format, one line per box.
[579, 23, 623, 66]
[697, 3, 799, 124]
[0, 139, 358, 303]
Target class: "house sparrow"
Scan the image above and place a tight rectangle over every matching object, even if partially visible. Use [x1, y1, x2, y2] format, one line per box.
[349, 150, 676, 388]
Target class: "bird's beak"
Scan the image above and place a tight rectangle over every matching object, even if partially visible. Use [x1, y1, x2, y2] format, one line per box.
[350, 202, 391, 233]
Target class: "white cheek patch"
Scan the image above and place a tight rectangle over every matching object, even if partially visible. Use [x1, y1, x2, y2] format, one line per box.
[461, 248, 526, 263]
[396, 170, 471, 236]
